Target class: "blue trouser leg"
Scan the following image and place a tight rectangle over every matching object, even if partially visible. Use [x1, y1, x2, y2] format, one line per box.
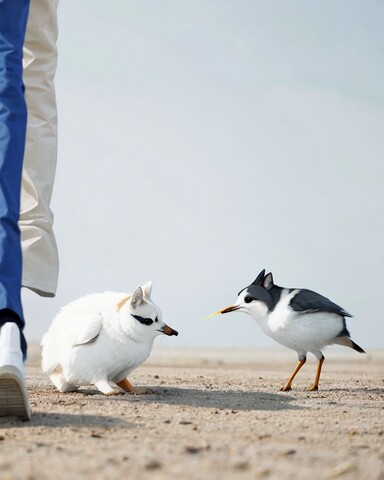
[0, 0, 31, 357]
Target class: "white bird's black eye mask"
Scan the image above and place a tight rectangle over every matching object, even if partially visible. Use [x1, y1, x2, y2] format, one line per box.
[131, 314, 158, 326]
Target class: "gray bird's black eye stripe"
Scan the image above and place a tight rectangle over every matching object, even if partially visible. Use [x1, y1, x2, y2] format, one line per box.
[131, 314, 153, 326]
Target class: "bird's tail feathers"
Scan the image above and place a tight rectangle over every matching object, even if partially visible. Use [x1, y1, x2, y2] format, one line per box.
[350, 340, 366, 354]
[334, 336, 366, 354]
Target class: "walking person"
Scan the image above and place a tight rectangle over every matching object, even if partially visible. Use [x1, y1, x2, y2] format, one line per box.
[0, 0, 59, 420]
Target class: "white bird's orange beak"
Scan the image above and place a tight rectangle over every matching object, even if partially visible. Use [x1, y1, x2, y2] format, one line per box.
[159, 324, 179, 336]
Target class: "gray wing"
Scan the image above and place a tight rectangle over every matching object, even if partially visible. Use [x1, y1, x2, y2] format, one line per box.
[290, 289, 352, 317]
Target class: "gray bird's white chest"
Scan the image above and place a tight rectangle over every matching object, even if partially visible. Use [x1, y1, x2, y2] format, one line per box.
[255, 289, 344, 354]
[255, 289, 298, 338]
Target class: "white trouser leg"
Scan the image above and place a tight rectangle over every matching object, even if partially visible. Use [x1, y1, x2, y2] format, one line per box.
[20, 0, 60, 298]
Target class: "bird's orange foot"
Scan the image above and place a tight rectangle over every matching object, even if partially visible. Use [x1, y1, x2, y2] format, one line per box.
[280, 385, 292, 392]
[116, 378, 153, 395]
[307, 385, 319, 392]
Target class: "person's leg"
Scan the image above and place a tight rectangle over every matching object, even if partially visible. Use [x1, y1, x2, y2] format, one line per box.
[20, 0, 59, 298]
[0, 0, 31, 419]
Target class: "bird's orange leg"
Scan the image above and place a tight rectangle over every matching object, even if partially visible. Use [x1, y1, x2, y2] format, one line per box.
[116, 378, 153, 395]
[307, 355, 325, 391]
[280, 358, 306, 391]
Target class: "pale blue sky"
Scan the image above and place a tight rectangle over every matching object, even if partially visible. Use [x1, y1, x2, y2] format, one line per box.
[24, 1, 384, 351]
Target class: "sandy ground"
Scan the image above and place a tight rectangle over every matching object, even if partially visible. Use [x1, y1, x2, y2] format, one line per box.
[0, 346, 383, 480]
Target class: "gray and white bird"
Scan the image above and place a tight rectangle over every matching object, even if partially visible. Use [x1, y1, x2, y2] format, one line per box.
[208, 270, 365, 391]
[41, 282, 178, 395]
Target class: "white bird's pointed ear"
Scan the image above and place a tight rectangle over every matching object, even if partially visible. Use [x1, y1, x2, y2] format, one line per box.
[131, 286, 144, 308]
[142, 281, 152, 299]
[263, 272, 274, 290]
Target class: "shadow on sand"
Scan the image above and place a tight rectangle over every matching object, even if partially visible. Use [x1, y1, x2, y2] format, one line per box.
[0, 387, 301, 427]
[0, 411, 133, 429]
[85, 386, 303, 412]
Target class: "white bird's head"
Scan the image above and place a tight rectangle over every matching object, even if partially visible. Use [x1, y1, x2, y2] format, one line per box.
[117, 281, 178, 342]
[206, 269, 275, 322]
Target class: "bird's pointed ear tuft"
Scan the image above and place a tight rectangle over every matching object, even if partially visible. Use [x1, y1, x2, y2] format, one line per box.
[131, 286, 144, 308]
[263, 272, 274, 290]
[142, 281, 152, 299]
[252, 269, 266, 286]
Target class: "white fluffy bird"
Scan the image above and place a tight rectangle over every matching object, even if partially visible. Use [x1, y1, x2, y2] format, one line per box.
[208, 270, 365, 391]
[41, 282, 178, 395]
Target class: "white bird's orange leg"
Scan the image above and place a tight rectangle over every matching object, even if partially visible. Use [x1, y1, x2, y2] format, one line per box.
[307, 355, 325, 391]
[280, 358, 306, 391]
[116, 378, 153, 395]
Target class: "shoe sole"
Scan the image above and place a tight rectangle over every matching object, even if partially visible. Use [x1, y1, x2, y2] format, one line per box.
[0, 365, 31, 420]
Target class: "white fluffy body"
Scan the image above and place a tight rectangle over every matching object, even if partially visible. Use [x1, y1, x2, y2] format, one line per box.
[41, 282, 173, 394]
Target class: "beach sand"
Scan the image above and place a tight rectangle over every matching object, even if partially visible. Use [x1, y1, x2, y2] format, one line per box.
[0, 346, 383, 479]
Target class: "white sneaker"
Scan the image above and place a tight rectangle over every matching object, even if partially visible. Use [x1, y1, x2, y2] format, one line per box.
[0, 323, 31, 420]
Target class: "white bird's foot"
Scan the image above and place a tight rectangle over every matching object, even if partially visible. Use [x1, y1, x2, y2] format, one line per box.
[95, 380, 118, 395]
[116, 378, 153, 395]
[0, 323, 31, 420]
[50, 374, 78, 393]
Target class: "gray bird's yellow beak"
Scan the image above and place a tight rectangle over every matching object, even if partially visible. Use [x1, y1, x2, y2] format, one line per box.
[159, 324, 179, 336]
[205, 305, 240, 319]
